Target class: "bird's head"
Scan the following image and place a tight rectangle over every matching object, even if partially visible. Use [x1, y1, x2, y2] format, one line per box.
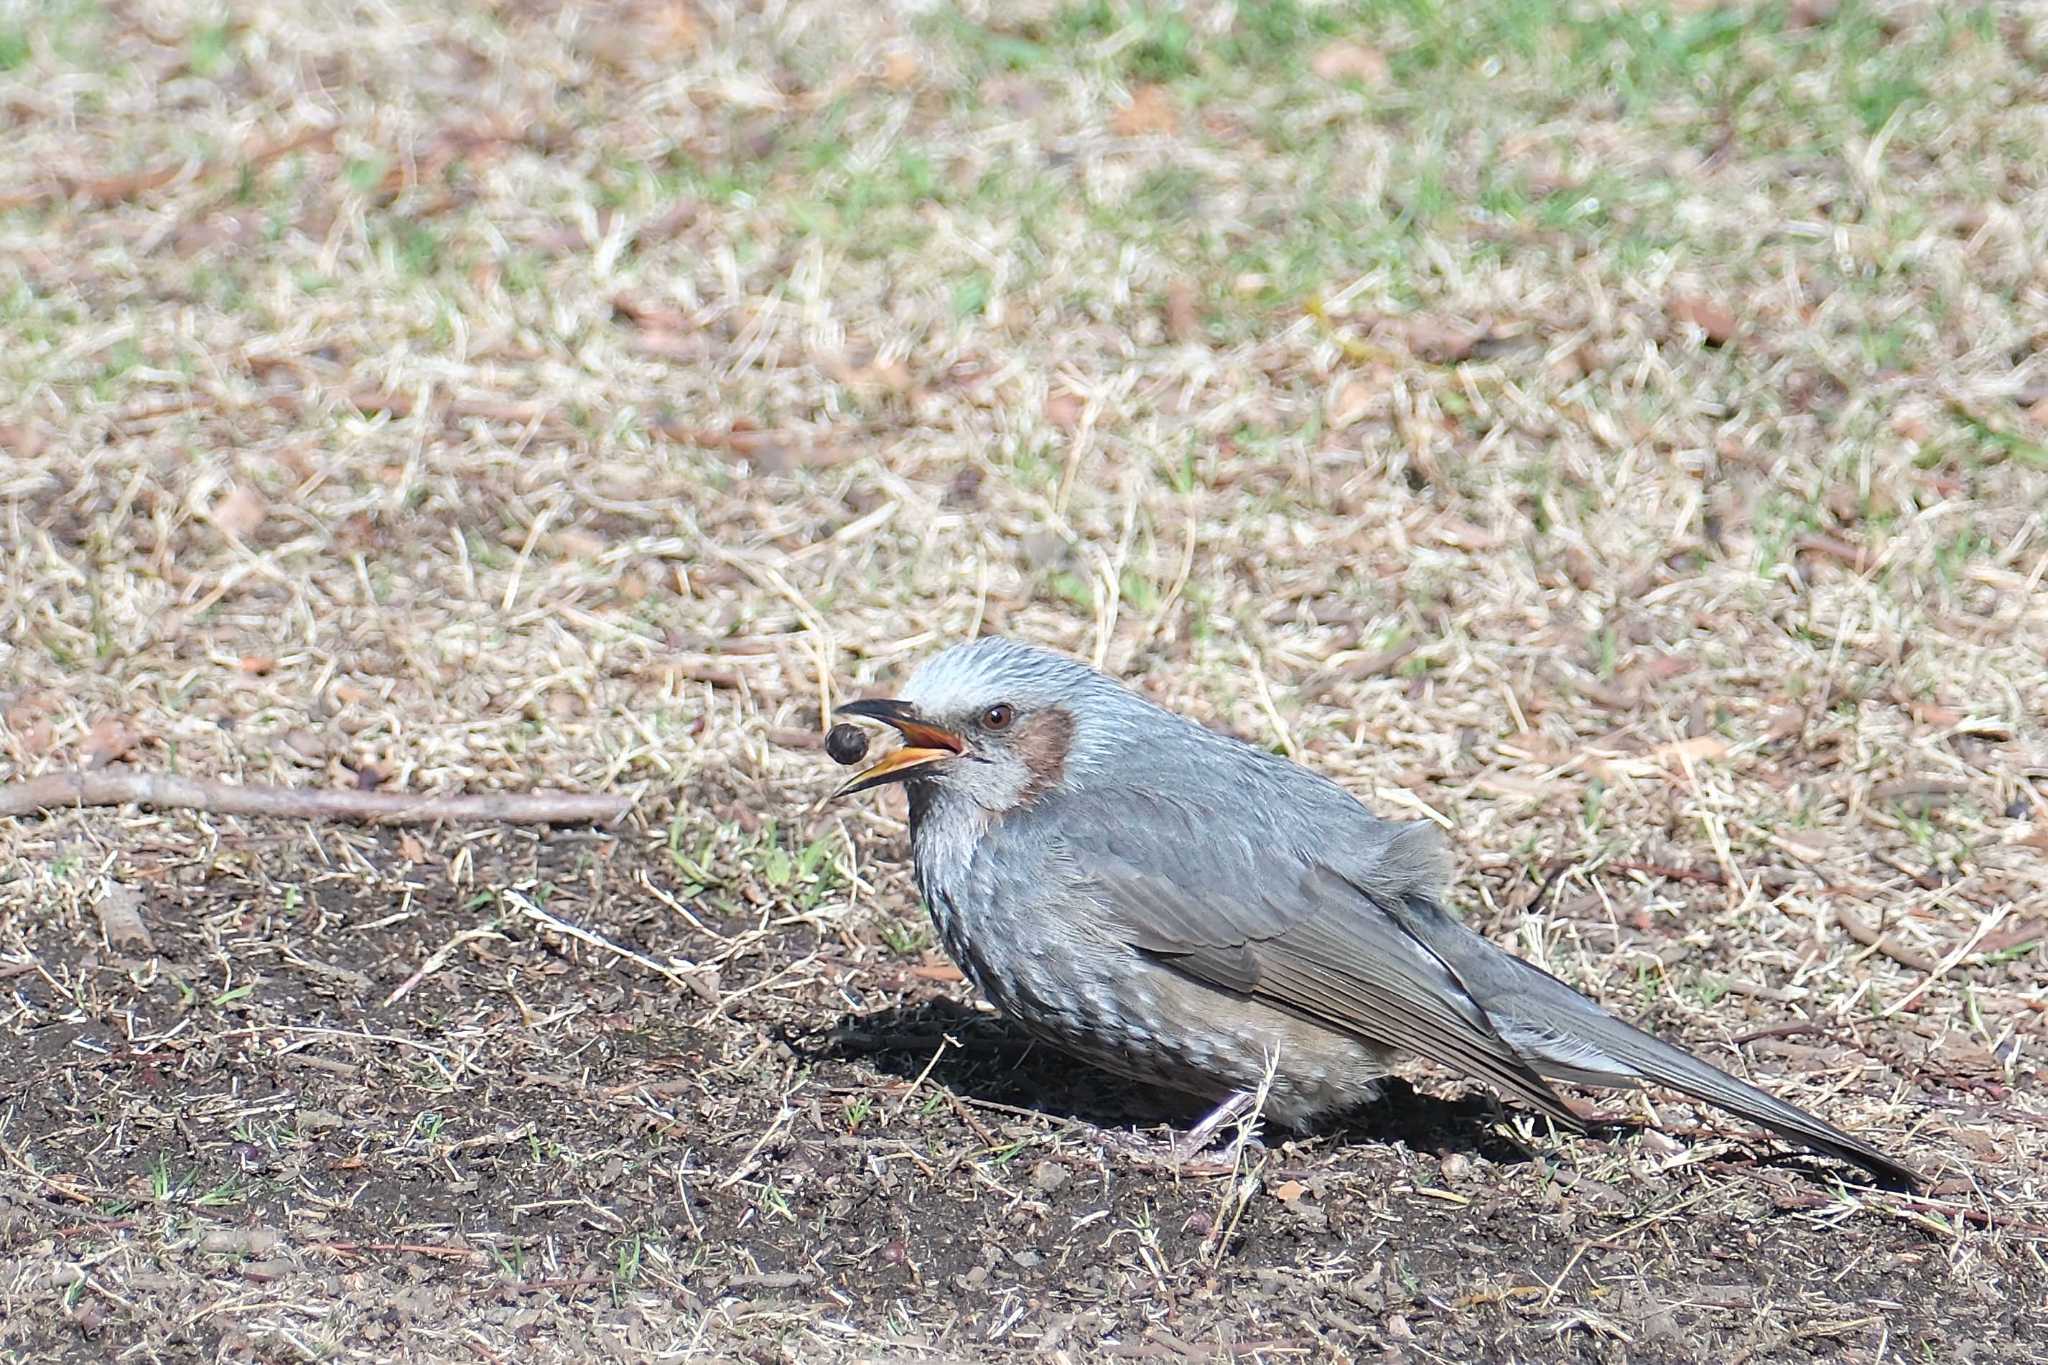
[831, 637, 1113, 813]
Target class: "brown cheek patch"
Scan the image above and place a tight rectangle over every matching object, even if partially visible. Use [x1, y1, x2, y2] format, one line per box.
[1014, 708, 1074, 805]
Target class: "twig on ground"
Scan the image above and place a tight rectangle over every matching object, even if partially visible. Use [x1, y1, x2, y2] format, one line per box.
[1521, 859, 1574, 913]
[1831, 901, 1941, 974]
[888, 1034, 955, 1122]
[1728, 1022, 1848, 1045]
[383, 922, 510, 1007]
[1602, 860, 1729, 886]
[1763, 1185, 2048, 1239]
[304, 1240, 490, 1264]
[1296, 641, 1420, 703]
[0, 767, 632, 826]
[499, 889, 695, 988]
[943, 1090, 1005, 1151]
[1884, 902, 2012, 1016]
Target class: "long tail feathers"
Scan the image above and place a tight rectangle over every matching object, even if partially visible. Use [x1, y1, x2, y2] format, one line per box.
[1402, 899, 1918, 1187]
[1509, 991, 1919, 1188]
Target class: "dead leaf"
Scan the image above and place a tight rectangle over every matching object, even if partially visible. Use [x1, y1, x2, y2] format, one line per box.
[9, 718, 53, 758]
[1556, 342, 1605, 380]
[1112, 84, 1177, 137]
[1164, 281, 1199, 343]
[1974, 920, 2043, 957]
[0, 423, 46, 457]
[627, 329, 710, 362]
[1793, 533, 1870, 569]
[95, 883, 154, 954]
[820, 352, 917, 399]
[551, 529, 606, 560]
[1043, 390, 1086, 432]
[211, 484, 268, 538]
[879, 47, 919, 90]
[397, 831, 429, 863]
[1326, 377, 1380, 430]
[2026, 396, 2048, 429]
[1475, 772, 1552, 800]
[1425, 518, 1502, 551]
[1637, 653, 1696, 682]
[648, 420, 848, 472]
[612, 295, 694, 332]
[632, 199, 698, 250]
[1909, 701, 1963, 729]
[1272, 1179, 1307, 1203]
[911, 962, 965, 983]
[979, 76, 1046, 114]
[1650, 735, 1727, 767]
[578, 28, 646, 70]
[1945, 1126, 2003, 1163]
[1774, 832, 1828, 863]
[647, 1, 701, 56]
[1668, 294, 1739, 346]
[1575, 678, 1638, 711]
[1765, 705, 1806, 741]
[2, 688, 56, 759]
[279, 730, 327, 765]
[82, 717, 139, 767]
[1294, 642, 1419, 703]
[1394, 317, 1479, 364]
[1310, 41, 1387, 85]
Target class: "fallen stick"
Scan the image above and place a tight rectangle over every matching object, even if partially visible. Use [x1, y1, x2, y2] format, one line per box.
[1603, 859, 1728, 885]
[1765, 1185, 2048, 1239]
[500, 888, 693, 986]
[1830, 900, 1940, 974]
[304, 1240, 489, 1264]
[0, 766, 631, 826]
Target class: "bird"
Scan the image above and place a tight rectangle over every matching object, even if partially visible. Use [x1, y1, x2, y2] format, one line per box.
[830, 636, 1916, 1187]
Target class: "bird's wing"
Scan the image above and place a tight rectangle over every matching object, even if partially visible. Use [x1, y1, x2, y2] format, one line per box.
[1035, 786, 1581, 1128]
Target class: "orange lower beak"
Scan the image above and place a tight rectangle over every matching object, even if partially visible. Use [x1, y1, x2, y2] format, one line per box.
[831, 699, 966, 797]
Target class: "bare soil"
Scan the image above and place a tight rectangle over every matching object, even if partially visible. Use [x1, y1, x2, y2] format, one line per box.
[3, 820, 2043, 1361]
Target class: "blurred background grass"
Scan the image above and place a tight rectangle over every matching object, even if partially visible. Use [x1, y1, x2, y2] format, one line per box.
[2, 0, 2041, 827]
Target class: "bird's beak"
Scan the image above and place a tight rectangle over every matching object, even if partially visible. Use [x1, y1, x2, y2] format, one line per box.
[831, 698, 966, 797]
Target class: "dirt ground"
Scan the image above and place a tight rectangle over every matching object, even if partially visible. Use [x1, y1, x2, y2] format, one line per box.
[4, 0, 2047, 1361]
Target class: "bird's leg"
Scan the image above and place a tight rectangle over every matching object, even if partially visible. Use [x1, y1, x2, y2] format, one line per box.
[1175, 1090, 1259, 1162]
[1096, 1092, 1262, 1176]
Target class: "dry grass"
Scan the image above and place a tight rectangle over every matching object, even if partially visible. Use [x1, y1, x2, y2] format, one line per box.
[3, 0, 2047, 1360]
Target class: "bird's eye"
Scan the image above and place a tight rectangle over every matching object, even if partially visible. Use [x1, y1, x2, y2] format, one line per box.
[980, 703, 1015, 731]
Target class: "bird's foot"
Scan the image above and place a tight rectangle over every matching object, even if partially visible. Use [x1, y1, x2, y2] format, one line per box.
[1098, 1092, 1265, 1176]
[1179, 1090, 1261, 1157]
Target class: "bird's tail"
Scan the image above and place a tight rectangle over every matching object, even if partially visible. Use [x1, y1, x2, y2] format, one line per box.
[1403, 900, 1918, 1187]
[1497, 957, 1917, 1187]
